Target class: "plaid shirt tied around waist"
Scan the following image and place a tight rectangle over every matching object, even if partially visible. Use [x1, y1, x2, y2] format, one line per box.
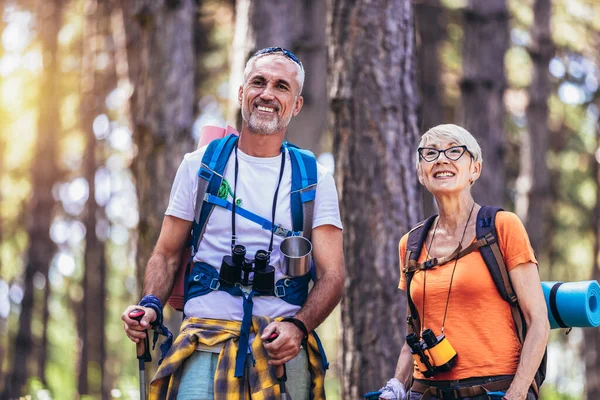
[149, 316, 327, 400]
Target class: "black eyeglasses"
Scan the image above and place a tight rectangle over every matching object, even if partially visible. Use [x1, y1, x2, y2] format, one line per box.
[417, 145, 474, 162]
[252, 47, 304, 70]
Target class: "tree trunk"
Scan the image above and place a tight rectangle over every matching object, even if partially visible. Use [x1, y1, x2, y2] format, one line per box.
[585, 117, 600, 400]
[0, 0, 7, 380]
[415, 0, 446, 217]
[119, 0, 196, 292]
[227, 0, 327, 154]
[329, 0, 421, 397]
[515, 0, 553, 260]
[4, 0, 64, 397]
[460, 0, 509, 206]
[78, 0, 114, 397]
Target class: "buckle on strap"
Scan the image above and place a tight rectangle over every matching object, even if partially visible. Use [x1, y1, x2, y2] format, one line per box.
[209, 278, 220, 291]
[423, 258, 438, 269]
[275, 285, 286, 298]
[484, 232, 497, 245]
[433, 387, 460, 399]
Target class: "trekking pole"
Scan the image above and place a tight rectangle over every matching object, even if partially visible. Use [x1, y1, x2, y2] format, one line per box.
[129, 309, 152, 400]
[276, 364, 288, 400]
[266, 332, 288, 399]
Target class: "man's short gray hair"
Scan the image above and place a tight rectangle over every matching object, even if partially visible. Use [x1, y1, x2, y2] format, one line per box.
[415, 124, 483, 170]
[243, 51, 305, 94]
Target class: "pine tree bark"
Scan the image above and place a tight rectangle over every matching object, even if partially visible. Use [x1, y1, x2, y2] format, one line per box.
[329, 0, 421, 397]
[119, 0, 196, 292]
[228, 0, 327, 154]
[585, 110, 600, 400]
[460, 0, 509, 206]
[4, 0, 64, 397]
[78, 0, 114, 397]
[0, 0, 7, 380]
[515, 0, 553, 258]
[415, 0, 446, 217]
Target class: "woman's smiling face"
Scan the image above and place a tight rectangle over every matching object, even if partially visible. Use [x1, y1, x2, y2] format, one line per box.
[417, 138, 481, 196]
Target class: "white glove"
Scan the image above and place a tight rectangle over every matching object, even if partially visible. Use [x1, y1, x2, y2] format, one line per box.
[378, 378, 407, 400]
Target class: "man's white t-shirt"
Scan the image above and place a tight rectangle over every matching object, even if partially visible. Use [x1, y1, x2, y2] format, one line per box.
[166, 145, 343, 322]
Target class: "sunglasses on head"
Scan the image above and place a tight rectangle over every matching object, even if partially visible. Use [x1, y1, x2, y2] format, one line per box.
[252, 47, 304, 70]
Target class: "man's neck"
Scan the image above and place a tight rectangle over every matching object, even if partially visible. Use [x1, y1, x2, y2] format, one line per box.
[238, 126, 286, 157]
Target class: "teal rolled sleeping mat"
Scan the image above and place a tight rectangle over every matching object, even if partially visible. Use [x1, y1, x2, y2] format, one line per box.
[541, 280, 600, 329]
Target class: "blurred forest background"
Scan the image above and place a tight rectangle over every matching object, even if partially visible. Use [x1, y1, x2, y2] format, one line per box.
[0, 0, 599, 399]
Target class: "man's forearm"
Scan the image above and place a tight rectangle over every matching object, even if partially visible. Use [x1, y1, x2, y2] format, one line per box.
[294, 267, 344, 333]
[142, 251, 181, 305]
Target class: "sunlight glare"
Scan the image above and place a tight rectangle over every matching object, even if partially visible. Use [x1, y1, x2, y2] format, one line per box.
[48, 265, 64, 289]
[9, 283, 24, 305]
[105, 85, 132, 110]
[0, 280, 9, 318]
[2, 12, 33, 52]
[110, 224, 129, 245]
[68, 177, 90, 203]
[95, 167, 112, 206]
[55, 252, 76, 277]
[68, 221, 87, 247]
[22, 50, 43, 73]
[109, 126, 132, 152]
[33, 271, 46, 290]
[549, 58, 566, 79]
[558, 82, 585, 105]
[50, 218, 69, 244]
[93, 114, 110, 139]
[0, 53, 21, 76]
[96, 218, 110, 241]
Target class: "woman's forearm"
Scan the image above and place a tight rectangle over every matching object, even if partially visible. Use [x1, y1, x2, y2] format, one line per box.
[394, 343, 414, 389]
[505, 317, 550, 399]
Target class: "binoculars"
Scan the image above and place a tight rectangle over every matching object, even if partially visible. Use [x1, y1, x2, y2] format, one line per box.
[219, 244, 275, 293]
[406, 329, 457, 377]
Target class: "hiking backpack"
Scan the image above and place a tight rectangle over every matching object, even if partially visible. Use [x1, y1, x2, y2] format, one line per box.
[403, 206, 546, 395]
[166, 133, 318, 311]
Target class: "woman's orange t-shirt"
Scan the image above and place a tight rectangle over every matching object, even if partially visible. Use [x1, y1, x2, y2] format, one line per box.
[398, 211, 537, 381]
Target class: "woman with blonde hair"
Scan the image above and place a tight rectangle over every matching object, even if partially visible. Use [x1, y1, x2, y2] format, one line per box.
[378, 124, 549, 400]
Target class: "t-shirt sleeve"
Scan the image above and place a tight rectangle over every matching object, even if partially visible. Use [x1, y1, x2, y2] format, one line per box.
[165, 154, 196, 221]
[398, 233, 409, 290]
[312, 167, 343, 230]
[495, 211, 537, 271]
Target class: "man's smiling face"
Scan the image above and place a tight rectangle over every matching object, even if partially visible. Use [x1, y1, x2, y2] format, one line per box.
[239, 54, 303, 135]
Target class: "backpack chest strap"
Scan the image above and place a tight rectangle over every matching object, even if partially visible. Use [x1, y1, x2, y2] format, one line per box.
[403, 238, 490, 274]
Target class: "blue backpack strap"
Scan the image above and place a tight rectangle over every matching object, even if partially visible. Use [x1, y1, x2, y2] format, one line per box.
[404, 215, 438, 336]
[192, 134, 239, 252]
[184, 134, 239, 305]
[203, 194, 301, 237]
[286, 143, 318, 240]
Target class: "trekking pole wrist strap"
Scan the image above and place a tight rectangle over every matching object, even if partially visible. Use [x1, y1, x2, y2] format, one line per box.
[139, 294, 164, 327]
[282, 317, 309, 339]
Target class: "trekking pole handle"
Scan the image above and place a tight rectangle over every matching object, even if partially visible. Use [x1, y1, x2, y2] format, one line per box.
[263, 331, 287, 396]
[129, 309, 152, 363]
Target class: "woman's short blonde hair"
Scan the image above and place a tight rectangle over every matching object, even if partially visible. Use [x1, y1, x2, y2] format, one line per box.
[415, 124, 483, 170]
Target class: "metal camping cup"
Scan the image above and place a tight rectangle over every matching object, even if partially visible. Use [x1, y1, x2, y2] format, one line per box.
[280, 236, 312, 276]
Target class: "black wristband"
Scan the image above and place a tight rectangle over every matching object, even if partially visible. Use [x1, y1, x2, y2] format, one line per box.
[282, 317, 309, 338]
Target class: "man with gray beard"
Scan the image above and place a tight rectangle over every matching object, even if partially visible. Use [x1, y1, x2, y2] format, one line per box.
[122, 48, 345, 400]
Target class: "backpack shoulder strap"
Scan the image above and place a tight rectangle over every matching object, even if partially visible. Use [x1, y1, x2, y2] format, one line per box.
[286, 143, 318, 240]
[191, 134, 239, 253]
[475, 206, 517, 304]
[404, 215, 437, 336]
[476, 206, 527, 340]
[476, 205, 545, 394]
